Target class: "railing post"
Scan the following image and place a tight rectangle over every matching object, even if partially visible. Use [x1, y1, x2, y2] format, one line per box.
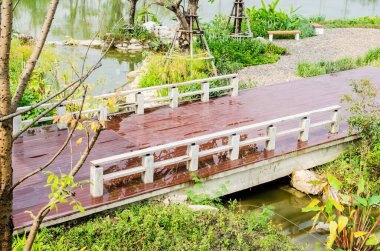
[265, 125, 277, 151]
[229, 133, 240, 160]
[136, 92, 145, 115]
[231, 77, 239, 97]
[13, 115, 22, 135]
[201, 82, 210, 102]
[57, 105, 67, 130]
[98, 104, 109, 127]
[299, 117, 310, 142]
[187, 143, 199, 172]
[142, 154, 154, 183]
[90, 165, 104, 197]
[170, 87, 179, 108]
[330, 109, 340, 134]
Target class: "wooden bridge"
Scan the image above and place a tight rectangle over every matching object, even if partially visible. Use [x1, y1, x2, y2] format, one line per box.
[12, 67, 380, 233]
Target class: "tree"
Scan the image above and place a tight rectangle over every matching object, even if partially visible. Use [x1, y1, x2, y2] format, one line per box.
[0, 1, 110, 250]
[128, 0, 139, 26]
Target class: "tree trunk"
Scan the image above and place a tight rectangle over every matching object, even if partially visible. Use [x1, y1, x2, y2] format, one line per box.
[128, 0, 138, 26]
[0, 123, 13, 251]
[0, 0, 14, 250]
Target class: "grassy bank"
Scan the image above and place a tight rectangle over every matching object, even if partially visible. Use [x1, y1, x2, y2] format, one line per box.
[297, 47, 380, 77]
[313, 16, 380, 29]
[14, 202, 299, 251]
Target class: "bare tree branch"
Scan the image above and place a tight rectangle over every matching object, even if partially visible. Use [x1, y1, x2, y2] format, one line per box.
[11, 0, 59, 112]
[23, 123, 102, 251]
[10, 86, 89, 191]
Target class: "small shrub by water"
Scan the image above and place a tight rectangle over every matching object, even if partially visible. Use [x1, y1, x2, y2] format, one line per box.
[316, 16, 380, 29]
[297, 48, 380, 77]
[13, 203, 299, 251]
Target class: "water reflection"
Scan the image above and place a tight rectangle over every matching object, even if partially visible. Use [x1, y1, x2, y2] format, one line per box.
[14, 0, 380, 41]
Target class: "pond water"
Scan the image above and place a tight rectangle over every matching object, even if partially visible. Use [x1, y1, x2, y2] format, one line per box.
[222, 178, 326, 249]
[13, 0, 380, 93]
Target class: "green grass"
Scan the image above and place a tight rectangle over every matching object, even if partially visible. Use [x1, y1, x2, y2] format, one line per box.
[316, 16, 380, 29]
[13, 202, 299, 251]
[297, 48, 380, 77]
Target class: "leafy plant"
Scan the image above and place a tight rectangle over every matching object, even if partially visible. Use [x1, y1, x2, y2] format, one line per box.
[302, 175, 380, 250]
[246, 0, 315, 38]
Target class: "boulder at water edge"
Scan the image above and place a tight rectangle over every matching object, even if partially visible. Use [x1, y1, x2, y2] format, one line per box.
[291, 170, 327, 195]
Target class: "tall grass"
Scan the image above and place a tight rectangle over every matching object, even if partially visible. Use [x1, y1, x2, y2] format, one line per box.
[315, 16, 380, 29]
[297, 48, 380, 77]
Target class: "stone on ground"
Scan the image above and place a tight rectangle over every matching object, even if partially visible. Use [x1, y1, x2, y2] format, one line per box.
[291, 170, 326, 195]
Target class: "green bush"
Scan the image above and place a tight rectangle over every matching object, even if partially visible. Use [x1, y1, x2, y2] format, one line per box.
[297, 47, 380, 77]
[246, 0, 315, 38]
[13, 203, 299, 251]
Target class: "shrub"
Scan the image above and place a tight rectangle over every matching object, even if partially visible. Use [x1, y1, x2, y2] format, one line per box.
[246, 0, 315, 38]
[297, 47, 380, 77]
[319, 16, 380, 29]
[13, 203, 299, 251]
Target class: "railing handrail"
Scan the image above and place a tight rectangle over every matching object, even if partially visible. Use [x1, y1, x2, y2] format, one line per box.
[91, 105, 341, 167]
[16, 74, 238, 112]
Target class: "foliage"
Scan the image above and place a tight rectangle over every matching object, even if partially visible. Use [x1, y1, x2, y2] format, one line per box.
[297, 48, 380, 77]
[138, 53, 212, 96]
[10, 39, 59, 119]
[13, 202, 298, 251]
[246, 0, 315, 39]
[302, 175, 380, 250]
[103, 21, 161, 50]
[316, 79, 380, 194]
[317, 16, 380, 29]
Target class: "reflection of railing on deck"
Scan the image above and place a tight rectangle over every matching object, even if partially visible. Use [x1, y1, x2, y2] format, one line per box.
[90, 105, 341, 197]
[13, 74, 238, 135]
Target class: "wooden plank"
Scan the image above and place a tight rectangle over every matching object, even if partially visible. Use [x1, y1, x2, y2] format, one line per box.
[268, 30, 301, 35]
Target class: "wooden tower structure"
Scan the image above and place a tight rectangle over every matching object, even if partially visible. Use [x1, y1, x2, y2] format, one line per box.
[226, 0, 253, 38]
[166, 11, 217, 75]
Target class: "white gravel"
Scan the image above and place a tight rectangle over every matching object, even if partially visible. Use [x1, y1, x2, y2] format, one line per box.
[238, 28, 380, 86]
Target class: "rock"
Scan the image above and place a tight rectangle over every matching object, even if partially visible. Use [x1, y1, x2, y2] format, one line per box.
[143, 21, 158, 32]
[255, 37, 270, 44]
[315, 222, 329, 233]
[127, 44, 143, 51]
[154, 25, 175, 40]
[187, 204, 219, 212]
[130, 38, 139, 44]
[291, 170, 326, 195]
[163, 194, 188, 206]
[127, 70, 138, 80]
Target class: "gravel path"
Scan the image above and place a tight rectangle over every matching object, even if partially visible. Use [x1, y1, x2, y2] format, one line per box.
[239, 28, 380, 86]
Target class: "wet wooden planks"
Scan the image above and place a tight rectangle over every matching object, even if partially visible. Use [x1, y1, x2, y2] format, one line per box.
[12, 67, 380, 230]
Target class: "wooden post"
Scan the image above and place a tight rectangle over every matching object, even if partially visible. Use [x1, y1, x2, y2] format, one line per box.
[13, 115, 22, 135]
[187, 143, 199, 172]
[229, 133, 240, 160]
[98, 104, 108, 127]
[136, 92, 145, 115]
[231, 77, 239, 97]
[57, 105, 67, 130]
[299, 117, 310, 142]
[330, 109, 340, 134]
[265, 125, 277, 151]
[142, 154, 154, 183]
[170, 87, 179, 108]
[90, 165, 104, 197]
[201, 82, 210, 102]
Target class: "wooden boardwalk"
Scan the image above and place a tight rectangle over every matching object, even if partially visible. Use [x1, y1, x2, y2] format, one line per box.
[12, 67, 380, 231]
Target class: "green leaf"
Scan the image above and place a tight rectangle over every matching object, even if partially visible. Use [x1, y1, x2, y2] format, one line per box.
[354, 231, 367, 238]
[357, 178, 365, 195]
[330, 197, 344, 212]
[353, 194, 368, 206]
[366, 235, 378, 246]
[327, 173, 342, 190]
[368, 195, 380, 206]
[337, 216, 348, 233]
[301, 206, 321, 212]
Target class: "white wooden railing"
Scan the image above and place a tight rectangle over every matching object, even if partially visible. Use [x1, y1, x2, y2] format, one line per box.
[90, 105, 341, 197]
[13, 74, 238, 135]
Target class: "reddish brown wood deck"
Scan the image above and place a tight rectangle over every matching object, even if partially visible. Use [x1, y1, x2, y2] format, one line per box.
[12, 67, 380, 231]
